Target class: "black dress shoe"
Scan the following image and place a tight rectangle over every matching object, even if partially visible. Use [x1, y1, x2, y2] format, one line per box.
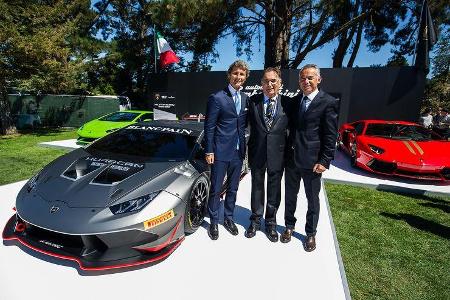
[208, 223, 219, 240]
[223, 219, 239, 236]
[304, 235, 316, 252]
[265, 226, 278, 242]
[280, 228, 293, 243]
[244, 222, 260, 238]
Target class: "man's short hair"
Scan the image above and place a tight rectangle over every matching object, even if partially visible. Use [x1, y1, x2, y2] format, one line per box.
[227, 60, 250, 79]
[262, 67, 282, 82]
[299, 64, 321, 78]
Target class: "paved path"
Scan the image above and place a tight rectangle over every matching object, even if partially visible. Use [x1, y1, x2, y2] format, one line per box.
[1, 175, 349, 300]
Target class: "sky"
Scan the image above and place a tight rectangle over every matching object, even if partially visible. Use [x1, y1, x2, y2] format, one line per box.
[207, 34, 402, 71]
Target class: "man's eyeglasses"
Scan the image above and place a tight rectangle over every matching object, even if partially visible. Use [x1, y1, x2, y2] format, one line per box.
[262, 79, 279, 85]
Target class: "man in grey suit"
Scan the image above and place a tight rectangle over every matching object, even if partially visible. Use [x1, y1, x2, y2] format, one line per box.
[281, 64, 338, 251]
[245, 67, 289, 242]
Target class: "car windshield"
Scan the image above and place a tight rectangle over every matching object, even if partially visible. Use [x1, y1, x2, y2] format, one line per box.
[365, 123, 443, 141]
[99, 112, 139, 122]
[86, 128, 197, 162]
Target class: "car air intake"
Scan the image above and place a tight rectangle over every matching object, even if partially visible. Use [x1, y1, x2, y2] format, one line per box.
[441, 168, 450, 180]
[367, 159, 396, 174]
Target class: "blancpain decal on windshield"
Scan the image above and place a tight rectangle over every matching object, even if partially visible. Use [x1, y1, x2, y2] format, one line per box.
[127, 125, 193, 135]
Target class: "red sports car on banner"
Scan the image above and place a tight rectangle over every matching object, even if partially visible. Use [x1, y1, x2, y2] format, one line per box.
[337, 120, 450, 181]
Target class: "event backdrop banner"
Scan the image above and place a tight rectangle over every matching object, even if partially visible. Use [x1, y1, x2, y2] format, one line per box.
[148, 67, 425, 125]
[153, 92, 177, 120]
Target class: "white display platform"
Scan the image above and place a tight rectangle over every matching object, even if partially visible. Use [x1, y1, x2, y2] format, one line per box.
[325, 150, 450, 197]
[39, 139, 450, 196]
[1, 175, 349, 300]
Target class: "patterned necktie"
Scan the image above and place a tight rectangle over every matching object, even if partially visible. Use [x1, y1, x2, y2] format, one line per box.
[300, 95, 308, 116]
[265, 98, 276, 129]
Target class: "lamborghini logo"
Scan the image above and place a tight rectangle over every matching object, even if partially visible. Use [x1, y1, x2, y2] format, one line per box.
[50, 206, 60, 213]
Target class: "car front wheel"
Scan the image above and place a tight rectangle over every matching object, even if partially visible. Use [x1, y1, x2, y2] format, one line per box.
[184, 175, 209, 234]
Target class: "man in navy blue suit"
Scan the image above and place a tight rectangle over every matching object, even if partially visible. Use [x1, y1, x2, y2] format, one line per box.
[282, 64, 338, 251]
[204, 60, 250, 240]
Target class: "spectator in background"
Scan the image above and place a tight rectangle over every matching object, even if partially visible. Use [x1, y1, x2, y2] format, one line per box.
[433, 108, 450, 139]
[419, 108, 433, 128]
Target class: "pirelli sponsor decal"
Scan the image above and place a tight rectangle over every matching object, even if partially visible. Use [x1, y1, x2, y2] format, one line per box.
[144, 210, 175, 229]
[402, 141, 425, 156]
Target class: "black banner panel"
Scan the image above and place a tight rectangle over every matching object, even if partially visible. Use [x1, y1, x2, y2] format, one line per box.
[148, 67, 425, 125]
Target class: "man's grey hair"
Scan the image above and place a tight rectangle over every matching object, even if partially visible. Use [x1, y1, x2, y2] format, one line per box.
[227, 60, 250, 79]
[299, 64, 321, 78]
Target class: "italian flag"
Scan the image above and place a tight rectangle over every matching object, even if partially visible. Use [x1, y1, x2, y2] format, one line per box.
[156, 32, 180, 68]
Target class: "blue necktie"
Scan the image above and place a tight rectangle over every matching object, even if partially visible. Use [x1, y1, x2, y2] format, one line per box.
[300, 96, 308, 116]
[234, 92, 240, 150]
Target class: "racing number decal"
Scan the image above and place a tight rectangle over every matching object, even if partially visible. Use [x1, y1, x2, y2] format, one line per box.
[144, 210, 175, 229]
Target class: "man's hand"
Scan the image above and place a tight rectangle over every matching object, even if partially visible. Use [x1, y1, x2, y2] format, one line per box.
[313, 163, 326, 174]
[205, 153, 214, 165]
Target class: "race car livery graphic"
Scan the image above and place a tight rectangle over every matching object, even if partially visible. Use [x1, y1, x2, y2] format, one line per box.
[3, 120, 243, 271]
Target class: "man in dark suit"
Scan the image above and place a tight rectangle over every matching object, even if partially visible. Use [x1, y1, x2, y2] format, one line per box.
[204, 60, 250, 240]
[281, 64, 338, 252]
[244, 67, 289, 242]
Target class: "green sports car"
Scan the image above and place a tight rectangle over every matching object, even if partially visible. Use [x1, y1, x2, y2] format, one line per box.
[77, 110, 153, 145]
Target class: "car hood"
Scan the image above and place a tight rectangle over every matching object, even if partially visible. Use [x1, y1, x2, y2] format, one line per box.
[31, 148, 183, 208]
[361, 136, 450, 165]
[78, 120, 132, 138]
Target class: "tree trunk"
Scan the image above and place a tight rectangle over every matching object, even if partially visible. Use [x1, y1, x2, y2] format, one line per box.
[0, 78, 17, 135]
[347, 19, 363, 67]
[264, 0, 292, 68]
[333, 23, 358, 68]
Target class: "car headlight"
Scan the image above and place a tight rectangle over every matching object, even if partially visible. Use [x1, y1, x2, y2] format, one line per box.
[106, 128, 119, 133]
[109, 191, 161, 215]
[27, 171, 41, 193]
[368, 144, 385, 154]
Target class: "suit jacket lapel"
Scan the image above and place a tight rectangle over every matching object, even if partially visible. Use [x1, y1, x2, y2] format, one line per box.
[255, 94, 267, 129]
[238, 91, 247, 115]
[270, 95, 283, 129]
[304, 90, 323, 114]
[224, 87, 238, 115]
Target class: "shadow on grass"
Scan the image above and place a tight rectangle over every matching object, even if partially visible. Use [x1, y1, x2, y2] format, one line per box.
[375, 188, 450, 205]
[419, 202, 450, 214]
[380, 212, 450, 239]
[17, 127, 75, 137]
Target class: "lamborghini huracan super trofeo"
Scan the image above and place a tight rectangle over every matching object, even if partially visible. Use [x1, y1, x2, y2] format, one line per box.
[338, 120, 450, 181]
[3, 120, 229, 271]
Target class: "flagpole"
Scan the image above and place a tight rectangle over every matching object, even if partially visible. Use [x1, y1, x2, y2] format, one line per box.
[154, 25, 157, 73]
[413, 0, 426, 66]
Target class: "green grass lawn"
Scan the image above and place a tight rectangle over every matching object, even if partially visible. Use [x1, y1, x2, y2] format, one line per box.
[0, 131, 449, 299]
[0, 128, 76, 185]
[326, 183, 450, 300]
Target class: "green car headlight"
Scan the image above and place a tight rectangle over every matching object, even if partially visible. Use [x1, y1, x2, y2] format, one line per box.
[109, 191, 161, 215]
